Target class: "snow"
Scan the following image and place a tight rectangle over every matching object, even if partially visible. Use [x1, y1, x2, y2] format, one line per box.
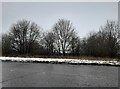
[0, 57, 120, 66]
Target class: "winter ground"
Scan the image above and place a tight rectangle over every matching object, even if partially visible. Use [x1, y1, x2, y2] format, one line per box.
[2, 62, 119, 87]
[0, 57, 119, 87]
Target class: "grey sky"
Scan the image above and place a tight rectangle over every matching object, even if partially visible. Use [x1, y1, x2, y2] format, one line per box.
[2, 2, 118, 38]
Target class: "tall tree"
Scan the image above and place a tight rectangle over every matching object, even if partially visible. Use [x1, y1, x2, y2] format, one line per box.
[53, 19, 77, 56]
[81, 20, 119, 57]
[9, 20, 41, 55]
[99, 21, 119, 57]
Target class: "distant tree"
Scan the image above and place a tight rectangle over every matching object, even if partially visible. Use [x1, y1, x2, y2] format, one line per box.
[99, 20, 119, 57]
[70, 33, 81, 56]
[53, 19, 77, 56]
[42, 32, 55, 55]
[79, 38, 87, 56]
[7, 20, 41, 55]
[2, 34, 13, 56]
[82, 20, 119, 57]
[0, 40, 1, 56]
[84, 32, 98, 56]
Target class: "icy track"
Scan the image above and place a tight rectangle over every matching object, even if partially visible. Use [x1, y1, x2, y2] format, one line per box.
[0, 57, 120, 66]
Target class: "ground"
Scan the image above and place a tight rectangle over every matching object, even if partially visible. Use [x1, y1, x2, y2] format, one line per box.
[2, 62, 119, 87]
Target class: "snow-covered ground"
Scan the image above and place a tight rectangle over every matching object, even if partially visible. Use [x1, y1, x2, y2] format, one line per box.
[0, 57, 120, 66]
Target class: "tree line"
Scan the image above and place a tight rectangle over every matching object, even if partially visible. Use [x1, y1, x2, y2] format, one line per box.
[2, 19, 120, 58]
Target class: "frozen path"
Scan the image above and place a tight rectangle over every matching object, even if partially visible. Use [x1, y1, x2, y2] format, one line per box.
[2, 62, 119, 87]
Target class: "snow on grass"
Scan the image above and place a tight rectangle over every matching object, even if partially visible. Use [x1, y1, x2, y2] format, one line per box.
[0, 57, 120, 66]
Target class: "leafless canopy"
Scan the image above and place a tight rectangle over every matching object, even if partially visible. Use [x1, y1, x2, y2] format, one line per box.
[9, 20, 40, 54]
[53, 19, 78, 55]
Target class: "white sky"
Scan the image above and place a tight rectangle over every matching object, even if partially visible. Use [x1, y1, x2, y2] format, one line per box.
[2, 2, 118, 38]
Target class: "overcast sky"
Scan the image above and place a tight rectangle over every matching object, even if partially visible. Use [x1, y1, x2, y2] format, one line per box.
[2, 2, 118, 38]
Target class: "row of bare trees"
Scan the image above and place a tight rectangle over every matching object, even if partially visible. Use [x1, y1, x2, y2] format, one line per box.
[2, 19, 120, 58]
[80, 21, 120, 57]
[42, 19, 81, 56]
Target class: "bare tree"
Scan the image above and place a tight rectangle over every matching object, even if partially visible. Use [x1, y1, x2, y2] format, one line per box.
[9, 20, 41, 55]
[100, 20, 119, 57]
[69, 33, 81, 56]
[2, 34, 13, 56]
[42, 32, 55, 55]
[81, 20, 119, 57]
[53, 19, 76, 56]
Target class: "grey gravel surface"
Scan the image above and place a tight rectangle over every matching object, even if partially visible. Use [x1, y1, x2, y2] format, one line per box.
[2, 62, 119, 87]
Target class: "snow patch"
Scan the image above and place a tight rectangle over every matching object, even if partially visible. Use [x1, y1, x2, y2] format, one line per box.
[0, 57, 120, 66]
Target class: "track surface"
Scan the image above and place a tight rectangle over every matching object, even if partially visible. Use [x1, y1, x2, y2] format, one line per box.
[2, 62, 119, 87]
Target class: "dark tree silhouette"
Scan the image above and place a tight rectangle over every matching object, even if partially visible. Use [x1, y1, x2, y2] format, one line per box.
[2, 34, 13, 56]
[2, 19, 120, 58]
[81, 21, 120, 57]
[42, 32, 55, 55]
[7, 20, 41, 55]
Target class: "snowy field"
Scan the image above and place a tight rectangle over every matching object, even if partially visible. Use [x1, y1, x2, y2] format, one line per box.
[0, 57, 120, 66]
